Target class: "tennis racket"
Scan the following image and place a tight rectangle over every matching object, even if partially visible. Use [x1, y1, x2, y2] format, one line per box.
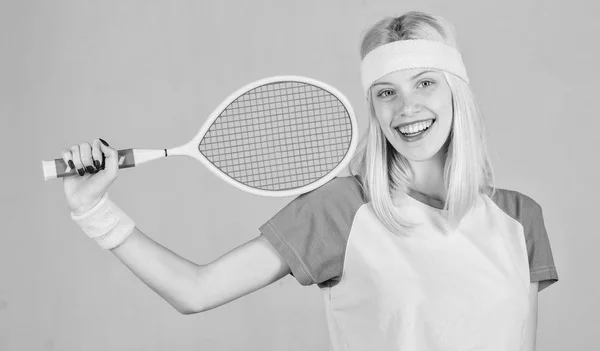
[42, 76, 358, 197]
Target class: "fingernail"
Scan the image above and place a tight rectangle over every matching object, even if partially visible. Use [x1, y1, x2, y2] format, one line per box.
[94, 160, 101, 170]
[101, 154, 106, 169]
[77, 168, 85, 176]
[86, 166, 95, 174]
[99, 138, 109, 146]
[68, 160, 75, 169]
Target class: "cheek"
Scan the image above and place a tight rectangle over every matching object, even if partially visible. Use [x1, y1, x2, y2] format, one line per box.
[433, 91, 454, 129]
[373, 104, 392, 126]
[438, 103, 453, 128]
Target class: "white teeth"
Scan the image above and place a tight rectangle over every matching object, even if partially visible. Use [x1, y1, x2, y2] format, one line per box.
[399, 120, 433, 135]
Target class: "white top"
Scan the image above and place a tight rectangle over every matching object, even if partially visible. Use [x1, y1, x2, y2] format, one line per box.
[260, 176, 558, 350]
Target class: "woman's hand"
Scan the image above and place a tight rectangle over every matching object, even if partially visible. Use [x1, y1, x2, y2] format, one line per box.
[61, 139, 119, 215]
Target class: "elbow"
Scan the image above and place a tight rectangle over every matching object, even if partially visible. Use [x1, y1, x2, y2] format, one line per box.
[177, 265, 211, 315]
[176, 302, 203, 315]
[165, 293, 204, 315]
[176, 294, 207, 315]
[179, 307, 199, 315]
[178, 298, 220, 315]
[175, 298, 204, 315]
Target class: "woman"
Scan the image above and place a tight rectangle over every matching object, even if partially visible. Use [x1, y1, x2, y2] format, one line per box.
[61, 11, 558, 350]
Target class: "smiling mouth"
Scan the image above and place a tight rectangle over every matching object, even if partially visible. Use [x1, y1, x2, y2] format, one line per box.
[395, 119, 435, 137]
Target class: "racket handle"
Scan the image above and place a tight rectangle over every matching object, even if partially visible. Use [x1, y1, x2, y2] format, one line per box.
[41, 149, 166, 181]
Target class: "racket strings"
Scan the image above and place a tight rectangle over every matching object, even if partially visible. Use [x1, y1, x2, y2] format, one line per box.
[202, 87, 350, 152]
[205, 139, 349, 179]
[203, 134, 349, 170]
[200, 87, 351, 189]
[211, 104, 348, 134]
[204, 115, 350, 157]
[198, 82, 352, 191]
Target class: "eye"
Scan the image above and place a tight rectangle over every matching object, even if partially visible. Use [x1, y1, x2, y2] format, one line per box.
[418, 80, 435, 88]
[376, 89, 395, 98]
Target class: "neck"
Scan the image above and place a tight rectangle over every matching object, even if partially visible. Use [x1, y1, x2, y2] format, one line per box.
[408, 147, 447, 203]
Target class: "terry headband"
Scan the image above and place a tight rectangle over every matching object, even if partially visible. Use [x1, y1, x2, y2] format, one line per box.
[360, 39, 469, 97]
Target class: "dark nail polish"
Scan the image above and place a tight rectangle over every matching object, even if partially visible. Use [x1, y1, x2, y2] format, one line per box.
[99, 138, 109, 146]
[68, 160, 75, 169]
[101, 154, 106, 169]
[86, 166, 95, 174]
[77, 168, 85, 176]
[94, 160, 101, 170]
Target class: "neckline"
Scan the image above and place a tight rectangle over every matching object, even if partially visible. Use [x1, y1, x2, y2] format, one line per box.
[406, 188, 446, 211]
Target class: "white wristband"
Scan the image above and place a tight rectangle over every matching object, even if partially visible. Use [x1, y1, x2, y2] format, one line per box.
[71, 193, 135, 249]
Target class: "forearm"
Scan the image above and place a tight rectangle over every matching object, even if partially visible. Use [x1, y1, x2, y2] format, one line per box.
[110, 227, 202, 314]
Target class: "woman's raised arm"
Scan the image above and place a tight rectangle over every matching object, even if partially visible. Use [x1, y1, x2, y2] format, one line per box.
[111, 229, 290, 314]
[61, 139, 290, 314]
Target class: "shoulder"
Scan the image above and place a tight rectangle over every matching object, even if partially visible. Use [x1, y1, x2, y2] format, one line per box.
[488, 187, 543, 224]
[296, 175, 366, 210]
[266, 176, 366, 228]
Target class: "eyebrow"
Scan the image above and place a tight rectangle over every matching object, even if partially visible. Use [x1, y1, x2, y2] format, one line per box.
[371, 70, 436, 87]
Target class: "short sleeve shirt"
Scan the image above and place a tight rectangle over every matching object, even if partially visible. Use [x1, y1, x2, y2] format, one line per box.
[259, 176, 558, 351]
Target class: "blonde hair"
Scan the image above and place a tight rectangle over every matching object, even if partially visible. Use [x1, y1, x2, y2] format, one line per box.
[351, 11, 496, 233]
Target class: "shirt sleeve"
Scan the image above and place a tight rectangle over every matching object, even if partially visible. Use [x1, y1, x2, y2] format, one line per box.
[259, 176, 365, 287]
[524, 200, 559, 292]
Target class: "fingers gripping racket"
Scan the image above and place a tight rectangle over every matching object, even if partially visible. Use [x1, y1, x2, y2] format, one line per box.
[42, 76, 358, 197]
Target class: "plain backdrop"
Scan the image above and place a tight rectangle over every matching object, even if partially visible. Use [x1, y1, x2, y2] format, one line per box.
[1, 0, 598, 350]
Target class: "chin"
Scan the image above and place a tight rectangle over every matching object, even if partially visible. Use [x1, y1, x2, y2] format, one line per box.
[396, 143, 446, 162]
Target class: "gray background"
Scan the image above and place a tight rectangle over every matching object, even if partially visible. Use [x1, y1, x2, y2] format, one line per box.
[1, 0, 597, 350]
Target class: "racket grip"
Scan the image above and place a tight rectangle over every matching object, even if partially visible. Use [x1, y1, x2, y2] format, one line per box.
[42, 149, 136, 181]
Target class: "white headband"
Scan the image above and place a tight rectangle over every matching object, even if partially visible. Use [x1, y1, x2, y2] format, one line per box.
[360, 39, 469, 97]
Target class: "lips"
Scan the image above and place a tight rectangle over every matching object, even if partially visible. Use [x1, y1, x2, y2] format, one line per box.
[394, 118, 436, 130]
[395, 119, 436, 142]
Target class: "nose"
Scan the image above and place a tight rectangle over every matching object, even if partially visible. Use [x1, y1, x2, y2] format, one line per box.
[398, 95, 420, 117]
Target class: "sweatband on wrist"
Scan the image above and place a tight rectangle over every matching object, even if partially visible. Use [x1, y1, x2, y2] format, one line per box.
[71, 193, 135, 250]
[360, 39, 469, 97]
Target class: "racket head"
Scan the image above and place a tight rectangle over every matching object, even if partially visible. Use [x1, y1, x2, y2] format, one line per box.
[183, 75, 358, 197]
